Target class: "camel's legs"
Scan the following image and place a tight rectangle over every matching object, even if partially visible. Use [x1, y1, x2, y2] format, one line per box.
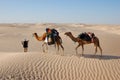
[54, 44, 56, 49]
[57, 44, 60, 51]
[55, 44, 59, 54]
[42, 43, 47, 53]
[75, 44, 81, 55]
[93, 37, 102, 56]
[94, 46, 97, 55]
[42, 43, 45, 52]
[94, 42, 102, 56]
[81, 44, 84, 55]
[60, 44, 64, 51]
[75, 44, 84, 55]
[45, 43, 48, 53]
[60, 44, 64, 55]
[98, 46, 102, 56]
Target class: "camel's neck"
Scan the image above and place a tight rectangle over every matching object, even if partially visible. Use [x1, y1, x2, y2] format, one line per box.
[34, 33, 45, 41]
[67, 34, 78, 42]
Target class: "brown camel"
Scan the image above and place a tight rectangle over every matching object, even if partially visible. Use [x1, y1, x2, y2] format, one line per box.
[33, 33, 64, 54]
[64, 32, 102, 56]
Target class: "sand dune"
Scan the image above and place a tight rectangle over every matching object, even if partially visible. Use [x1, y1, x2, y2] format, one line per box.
[0, 23, 120, 79]
[0, 52, 120, 80]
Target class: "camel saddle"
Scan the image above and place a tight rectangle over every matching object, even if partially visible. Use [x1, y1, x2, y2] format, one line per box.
[47, 29, 59, 45]
[78, 32, 95, 42]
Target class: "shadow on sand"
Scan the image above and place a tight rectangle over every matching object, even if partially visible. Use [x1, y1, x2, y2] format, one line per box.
[77, 54, 120, 60]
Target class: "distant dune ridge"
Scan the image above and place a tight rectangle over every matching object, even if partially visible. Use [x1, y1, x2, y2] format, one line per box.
[0, 23, 120, 80]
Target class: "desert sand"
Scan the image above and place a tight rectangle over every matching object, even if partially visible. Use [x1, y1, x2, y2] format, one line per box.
[0, 23, 120, 80]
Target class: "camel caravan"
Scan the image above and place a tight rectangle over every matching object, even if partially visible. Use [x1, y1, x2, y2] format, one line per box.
[33, 28, 102, 56]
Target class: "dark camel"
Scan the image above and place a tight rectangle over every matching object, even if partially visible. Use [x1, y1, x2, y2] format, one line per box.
[33, 33, 64, 54]
[64, 32, 102, 56]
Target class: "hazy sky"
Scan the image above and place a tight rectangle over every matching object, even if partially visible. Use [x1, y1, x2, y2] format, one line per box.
[0, 0, 120, 24]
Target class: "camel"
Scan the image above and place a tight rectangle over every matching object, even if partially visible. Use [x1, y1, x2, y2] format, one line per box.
[64, 32, 102, 56]
[33, 33, 64, 54]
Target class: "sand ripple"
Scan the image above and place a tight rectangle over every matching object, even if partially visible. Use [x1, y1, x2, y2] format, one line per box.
[0, 53, 120, 80]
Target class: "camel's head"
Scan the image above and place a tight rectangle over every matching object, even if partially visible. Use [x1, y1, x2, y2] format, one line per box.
[64, 32, 72, 36]
[32, 33, 37, 37]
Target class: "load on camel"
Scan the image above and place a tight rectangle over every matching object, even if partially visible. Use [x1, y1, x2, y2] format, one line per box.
[64, 32, 102, 56]
[33, 28, 64, 54]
